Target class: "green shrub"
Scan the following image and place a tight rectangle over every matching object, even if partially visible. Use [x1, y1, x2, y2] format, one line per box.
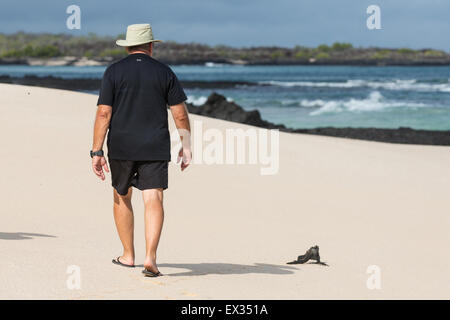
[315, 52, 330, 60]
[2, 49, 22, 58]
[397, 48, 415, 55]
[295, 51, 311, 59]
[270, 50, 284, 59]
[99, 48, 126, 58]
[23, 45, 34, 56]
[32, 45, 61, 57]
[239, 53, 249, 60]
[1, 45, 60, 58]
[371, 50, 390, 60]
[317, 44, 330, 52]
[331, 42, 353, 51]
[424, 50, 445, 57]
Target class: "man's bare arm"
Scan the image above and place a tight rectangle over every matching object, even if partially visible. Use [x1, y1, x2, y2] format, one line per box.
[170, 102, 192, 171]
[92, 104, 112, 180]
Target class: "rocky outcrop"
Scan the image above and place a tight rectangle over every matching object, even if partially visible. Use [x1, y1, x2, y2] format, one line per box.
[186, 92, 285, 129]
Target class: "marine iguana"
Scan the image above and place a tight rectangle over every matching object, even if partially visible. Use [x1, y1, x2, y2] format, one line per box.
[287, 245, 328, 266]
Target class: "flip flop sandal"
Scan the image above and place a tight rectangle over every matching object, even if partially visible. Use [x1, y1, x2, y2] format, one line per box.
[112, 256, 135, 268]
[142, 268, 162, 277]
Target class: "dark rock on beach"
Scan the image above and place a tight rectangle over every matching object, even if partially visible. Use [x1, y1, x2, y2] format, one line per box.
[186, 92, 285, 129]
[0, 75, 255, 91]
[0, 75, 102, 91]
[292, 127, 450, 146]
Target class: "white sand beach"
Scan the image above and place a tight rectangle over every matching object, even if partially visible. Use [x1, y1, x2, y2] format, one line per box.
[0, 83, 449, 299]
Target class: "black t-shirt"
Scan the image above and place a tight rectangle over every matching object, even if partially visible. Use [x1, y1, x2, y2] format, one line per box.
[97, 53, 187, 161]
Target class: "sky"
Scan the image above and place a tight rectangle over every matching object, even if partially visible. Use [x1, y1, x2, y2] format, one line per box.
[0, 0, 449, 51]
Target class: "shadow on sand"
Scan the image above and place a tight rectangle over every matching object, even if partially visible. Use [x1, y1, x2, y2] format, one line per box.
[135, 262, 299, 276]
[0, 232, 56, 240]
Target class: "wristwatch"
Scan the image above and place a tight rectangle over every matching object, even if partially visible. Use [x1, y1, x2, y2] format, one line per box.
[90, 150, 104, 158]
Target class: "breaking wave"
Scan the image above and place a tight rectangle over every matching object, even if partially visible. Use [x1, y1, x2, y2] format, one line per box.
[186, 95, 208, 106]
[204, 62, 225, 67]
[186, 95, 233, 106]
[300, 91, 428, 115]
[259, 79, 450, 92]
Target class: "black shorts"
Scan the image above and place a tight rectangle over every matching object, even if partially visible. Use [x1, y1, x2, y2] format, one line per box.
[108, 159, 168, 195]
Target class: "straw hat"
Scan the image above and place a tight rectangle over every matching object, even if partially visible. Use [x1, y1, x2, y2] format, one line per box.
[116, 24, 162, 47]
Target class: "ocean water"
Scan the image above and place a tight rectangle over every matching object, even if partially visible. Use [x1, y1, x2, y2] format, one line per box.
[1, 64, 449, 130]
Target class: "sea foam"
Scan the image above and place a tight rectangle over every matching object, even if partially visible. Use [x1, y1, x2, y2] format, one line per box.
[304, 91, 427, 115]
[260, 79, 450, 92]
[187, 95, 208, 106]
[186, 95, 233, 106]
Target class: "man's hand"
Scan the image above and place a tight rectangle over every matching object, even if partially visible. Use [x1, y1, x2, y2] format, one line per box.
[171, 103, 192, 171]
[178, 147, 192, 171]
[92, 156, 110, 180]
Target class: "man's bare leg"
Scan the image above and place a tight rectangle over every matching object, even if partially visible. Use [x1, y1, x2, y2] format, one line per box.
[142, 188, 164, 273]
[113, 187, 135, 266]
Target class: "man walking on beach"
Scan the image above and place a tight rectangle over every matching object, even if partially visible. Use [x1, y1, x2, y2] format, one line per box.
[90, 24, 191, 277]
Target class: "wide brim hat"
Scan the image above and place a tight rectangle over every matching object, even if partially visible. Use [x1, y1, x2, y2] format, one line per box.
[116, 23, 162, 47]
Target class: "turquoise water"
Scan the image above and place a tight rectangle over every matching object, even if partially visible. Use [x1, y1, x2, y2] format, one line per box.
[1, 64, 449, 130]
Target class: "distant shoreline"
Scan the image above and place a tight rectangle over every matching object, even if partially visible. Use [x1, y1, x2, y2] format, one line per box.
[2, 33, 450, 66]
[2, 56, 450, 67]
[1, 75, 448, 146]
